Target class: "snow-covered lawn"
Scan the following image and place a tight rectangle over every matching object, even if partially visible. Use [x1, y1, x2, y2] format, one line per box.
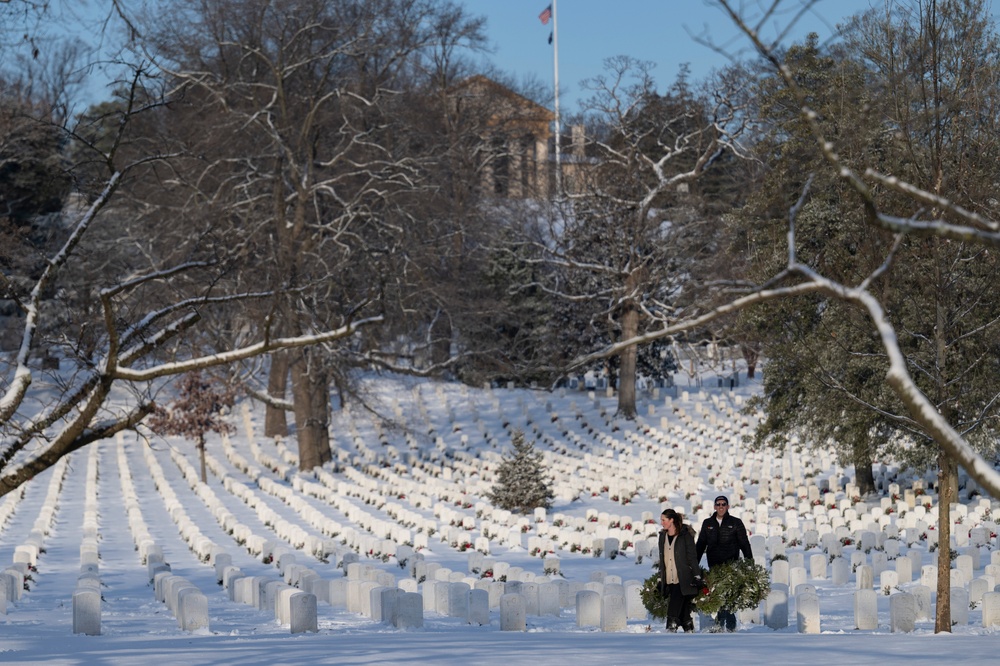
[1, 372, 999, 665]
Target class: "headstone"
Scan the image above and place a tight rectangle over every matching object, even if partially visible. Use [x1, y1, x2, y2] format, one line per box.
[500, 593, 526, 631]
[809, 553, 828, 580]
[395, 592, 424, 629]
[951, 587, 970, 625]
[970, 577, 990, 606]
[600, 588, 627, 632]
[521, 582, 540, 616]
[768, 558, 789, 587]
[329, 579, 348, 608]
[895, 557, 913, 585]
[880, 570, 899, 595]
[375, 587, 399, 624]
[911, 584, 932, 621]
[789, 566, 808, 594]
[889, 592, 916, 633]
[469, 589, 490, 625]
[956, 555, 974, 583]
[981, 591, 1000, 627]
[764, 585, 788, 630]
[539, 582, 561, 617]
[448, 582, 471, 620]
[289, 592, 318, 634]
[796, 591, 820, 634]
[857, 565, 874, 590]
[920, 564, 937, 589]
[831, 557, 850, 586]
[72, 588, 101, 635]
[576, 590, 601, 627]
[623, 582, 645, 620]
[854, 589, 878, 630]
[177, 588, 209, 631]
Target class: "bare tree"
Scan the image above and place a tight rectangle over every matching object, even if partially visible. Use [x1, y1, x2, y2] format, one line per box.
[0, 64, 383, 497]
[538, 57, 748, 417]
[567, 0, 1000, 635]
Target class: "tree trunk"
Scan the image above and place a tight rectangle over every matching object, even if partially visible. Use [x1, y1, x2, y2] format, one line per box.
[430, 312, 452, 367]
[853, 437, 876, 496]
[741, 343, 760, 379]
[291, 348, 332, 471]
[264, 351, 289, 438]
[935, 450, 956, 633]
[197, 436, 207, 484]
[616, 305, 638, 419]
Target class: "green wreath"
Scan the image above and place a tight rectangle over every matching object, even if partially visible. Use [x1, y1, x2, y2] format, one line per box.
[640, 572, 669, 619]
[695, 558, 771, 616]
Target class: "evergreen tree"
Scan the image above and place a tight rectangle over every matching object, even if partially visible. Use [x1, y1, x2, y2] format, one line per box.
[486, 429, 553, 514]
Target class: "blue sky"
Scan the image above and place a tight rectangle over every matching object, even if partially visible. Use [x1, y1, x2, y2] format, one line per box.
[460, 0, 880, 111]
[6, 0, 877, 110]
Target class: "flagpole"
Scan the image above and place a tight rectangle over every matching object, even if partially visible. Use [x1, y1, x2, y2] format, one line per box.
[551, 0, 562, 197]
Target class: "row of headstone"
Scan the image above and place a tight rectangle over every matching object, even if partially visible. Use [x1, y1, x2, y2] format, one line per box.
[5, 454, 68, 619]
[218, 554, 319, 633]
[0, 472, 30, 617]
[200, 377, 1000, 639]
[74, 446, 103, 635]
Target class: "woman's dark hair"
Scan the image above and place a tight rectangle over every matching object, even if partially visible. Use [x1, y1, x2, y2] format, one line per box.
[660, 508, 684, 529]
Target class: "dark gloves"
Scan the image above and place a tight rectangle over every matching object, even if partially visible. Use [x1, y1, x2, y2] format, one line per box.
[694, 576, 709, 595]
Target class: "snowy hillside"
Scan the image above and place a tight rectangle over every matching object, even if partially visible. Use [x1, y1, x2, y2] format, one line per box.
[1, 371, 999, 665]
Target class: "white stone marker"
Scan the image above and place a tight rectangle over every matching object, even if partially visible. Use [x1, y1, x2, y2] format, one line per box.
[395, 591, 424, 629]
[809, 553, 828, 580]
[600, 588, 627, 632]
[831, 557, 850, 586]
[764, 585, 788, 630]
[880, 570, 899, 595]
[576, 590, 601, 628]
[952, 587, 970, 625]
[981, 591, 1000, 627]
[970, 577, 990, 606]
[177, 588, 209, 631]
[521, 582, 539, 615]
[448, 582, 470, 619]
[895, 557, 913, 585]
[789, 566, 808, 594]
[771, 560, 790, 587]
[910, 584, 932, 621]
[889, 592, 916, 633]
[854, 589, 878, 630]
[500, 593, 526, 631]
[73, 588, 101, 635]
[920, 564, 937, 589]
[289, 592, 318, 634]
[796, 591, 820, 634]
[539, 582, 561, 617]
[624, 582, 645, 620]
[469, 589, 490, 625]
[377, 587, 400, 624]
[857, 564, 874, 590]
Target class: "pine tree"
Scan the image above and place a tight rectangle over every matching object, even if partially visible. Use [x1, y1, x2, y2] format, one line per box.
[486, 429, 553, 514]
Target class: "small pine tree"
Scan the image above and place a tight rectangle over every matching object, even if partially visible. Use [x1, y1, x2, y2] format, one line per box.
[486, 429, 554, 514]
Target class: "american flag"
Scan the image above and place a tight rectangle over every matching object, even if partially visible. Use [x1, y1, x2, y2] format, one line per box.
[539, 4, 552, 25]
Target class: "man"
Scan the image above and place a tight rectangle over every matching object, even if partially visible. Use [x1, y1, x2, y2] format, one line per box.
[695, 494, 752, 631]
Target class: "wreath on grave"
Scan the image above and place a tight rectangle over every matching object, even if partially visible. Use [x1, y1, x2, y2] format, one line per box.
[695, 558, 771, 616]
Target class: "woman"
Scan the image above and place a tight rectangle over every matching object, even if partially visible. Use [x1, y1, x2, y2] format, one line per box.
[657, 508, 701, 632]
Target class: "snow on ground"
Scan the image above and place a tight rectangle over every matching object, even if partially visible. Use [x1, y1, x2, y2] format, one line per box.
[1, 370, 1000, 665]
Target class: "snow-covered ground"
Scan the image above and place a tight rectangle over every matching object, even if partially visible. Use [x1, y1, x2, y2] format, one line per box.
[1, 370, 999, 665]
